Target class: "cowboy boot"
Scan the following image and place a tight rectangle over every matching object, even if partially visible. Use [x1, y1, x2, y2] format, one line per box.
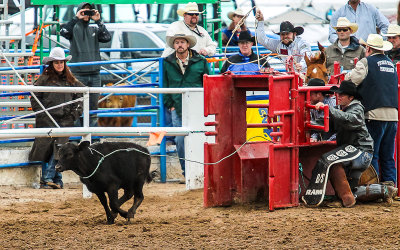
[329, 165, 356, 208]
[354, 184, 398, 206]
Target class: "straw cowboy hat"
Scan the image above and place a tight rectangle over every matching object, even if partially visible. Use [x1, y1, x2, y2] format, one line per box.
[382, 24, 400, 37]
[227, 9, 245, 20]
[275, 21, 304, 36]
[333, 17, 358, 34]
[359, 34, 393, 51]
[42, 47, 72, 65]
[177, 2, 204, 17]
[166, 34, 197, 49]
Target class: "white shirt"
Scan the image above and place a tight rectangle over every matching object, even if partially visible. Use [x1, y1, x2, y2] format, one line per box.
[162, 20, 217, 58]
[255, 21, 312, 72]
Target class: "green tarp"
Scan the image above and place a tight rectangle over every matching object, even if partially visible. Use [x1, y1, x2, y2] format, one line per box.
[31, 0, 218, 5]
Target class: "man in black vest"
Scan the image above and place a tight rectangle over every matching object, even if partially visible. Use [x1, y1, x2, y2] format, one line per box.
[345, 34, 398, 184]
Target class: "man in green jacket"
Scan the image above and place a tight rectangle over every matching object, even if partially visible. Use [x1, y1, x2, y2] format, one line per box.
[163, 33, 210, 179]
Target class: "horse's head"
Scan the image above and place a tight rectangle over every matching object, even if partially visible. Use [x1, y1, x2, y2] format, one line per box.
[305, 42, 328, 83]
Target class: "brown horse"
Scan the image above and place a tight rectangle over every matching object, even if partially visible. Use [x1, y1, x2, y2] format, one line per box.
[305, 42, 328, 83]
[98, 83, 137, 127]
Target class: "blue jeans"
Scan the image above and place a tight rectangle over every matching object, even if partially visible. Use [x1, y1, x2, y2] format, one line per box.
[164, 106, 175, 143]
[366, 120, 397, 183]
[171, 109, 185, 176]
[42, 154, 63, 187]
[75, 74, 101, 127]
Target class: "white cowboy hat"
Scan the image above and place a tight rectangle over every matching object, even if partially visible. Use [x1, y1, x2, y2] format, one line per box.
[42, 47, 72, 65]
[227, 9, 245, 20]
[177, 2, 204, 17]
[166, 34, 197, 49]
[333, 17, 358, 34]
[382, 24, 400, 37]
[359, 34, 393, 51]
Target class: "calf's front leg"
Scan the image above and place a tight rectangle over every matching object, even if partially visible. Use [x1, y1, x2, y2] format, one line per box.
[96, 192, 117, 224]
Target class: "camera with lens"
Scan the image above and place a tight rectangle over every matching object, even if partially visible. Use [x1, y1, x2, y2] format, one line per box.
[82, 10, 95, 16]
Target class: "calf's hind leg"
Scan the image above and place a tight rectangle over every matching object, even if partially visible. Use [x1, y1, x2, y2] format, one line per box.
[127, 181, 145, 220]
[117, 189, 134, 208]
[96, 192, 117, 224]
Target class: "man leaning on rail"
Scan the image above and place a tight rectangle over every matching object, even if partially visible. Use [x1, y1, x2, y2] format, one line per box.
[163, 34, 210, 183]
[220, 31, 270, 75]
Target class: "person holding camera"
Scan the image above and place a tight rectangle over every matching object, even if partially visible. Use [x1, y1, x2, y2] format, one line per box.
[60, 2, 111, 126]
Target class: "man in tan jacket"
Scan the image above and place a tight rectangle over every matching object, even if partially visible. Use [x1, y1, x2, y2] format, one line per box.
[326, 17, 365, 74]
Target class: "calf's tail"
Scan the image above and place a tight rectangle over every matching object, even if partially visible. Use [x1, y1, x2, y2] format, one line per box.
[146, 170, 159, 183]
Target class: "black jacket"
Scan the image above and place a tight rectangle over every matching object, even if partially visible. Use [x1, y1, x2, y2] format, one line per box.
[29, 74, 85, 162]
[60, 2, 111, 75]
[330, 100, 373, 154]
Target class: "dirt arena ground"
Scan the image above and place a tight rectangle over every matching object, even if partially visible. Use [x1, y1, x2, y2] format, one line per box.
[1, 183, 400, 249]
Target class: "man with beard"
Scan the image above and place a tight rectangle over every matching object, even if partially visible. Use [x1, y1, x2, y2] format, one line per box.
[60, 2, 111, 126]
[328, 0, 389, 44]
[163, 34, 210, 181]
[161, 2, 216, 57]
[255, 9, 311, 72]
[326, 17, 365, 73]
[383, 24, 400, 64]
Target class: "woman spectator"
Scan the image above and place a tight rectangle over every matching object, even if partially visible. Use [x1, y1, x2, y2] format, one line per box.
[29, 47, 85, 189]
[222, 9, 251, 46]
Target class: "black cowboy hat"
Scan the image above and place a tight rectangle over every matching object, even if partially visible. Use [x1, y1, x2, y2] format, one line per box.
[307, 78, 333, 95]
[330, 80, 362, 100]
[275, 21, 304, 36]
[238, 31, 255, 43]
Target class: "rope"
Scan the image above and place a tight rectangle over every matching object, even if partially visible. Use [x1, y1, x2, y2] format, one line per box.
[80, 135, 273, 179]
[0, 97, 85, 124]
[222, 7, 305, 72]
[0, 47, 61, 128]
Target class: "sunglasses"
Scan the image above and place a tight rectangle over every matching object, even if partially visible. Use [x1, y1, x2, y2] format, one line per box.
[337, 28, 350, 32]
[186, 13, 199, 16]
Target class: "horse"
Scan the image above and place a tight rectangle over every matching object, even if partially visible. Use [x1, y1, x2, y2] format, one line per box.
[304, 42, 328, 84]
[98, 83, 137, 127]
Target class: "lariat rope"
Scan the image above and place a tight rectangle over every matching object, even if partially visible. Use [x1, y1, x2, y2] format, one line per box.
[81, 135, 272, 179]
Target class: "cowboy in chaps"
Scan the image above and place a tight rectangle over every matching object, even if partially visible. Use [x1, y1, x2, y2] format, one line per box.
[303, 81, 397, 208]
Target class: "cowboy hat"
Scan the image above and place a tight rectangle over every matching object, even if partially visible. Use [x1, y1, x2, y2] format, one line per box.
[237, 31, 255, 43]
[227, 9, 245, 20]
[166, 34, 197, 49]
[177, 2, 204, 17]
[275, 21, 304, 36]
[382, 24, 400, 37]
[42, 47, 72, 65]
[330, 80, 362, 100]
[333, 17, 358, 34]
[307, 78, 333, 95]
[359, 34, 393, 51]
